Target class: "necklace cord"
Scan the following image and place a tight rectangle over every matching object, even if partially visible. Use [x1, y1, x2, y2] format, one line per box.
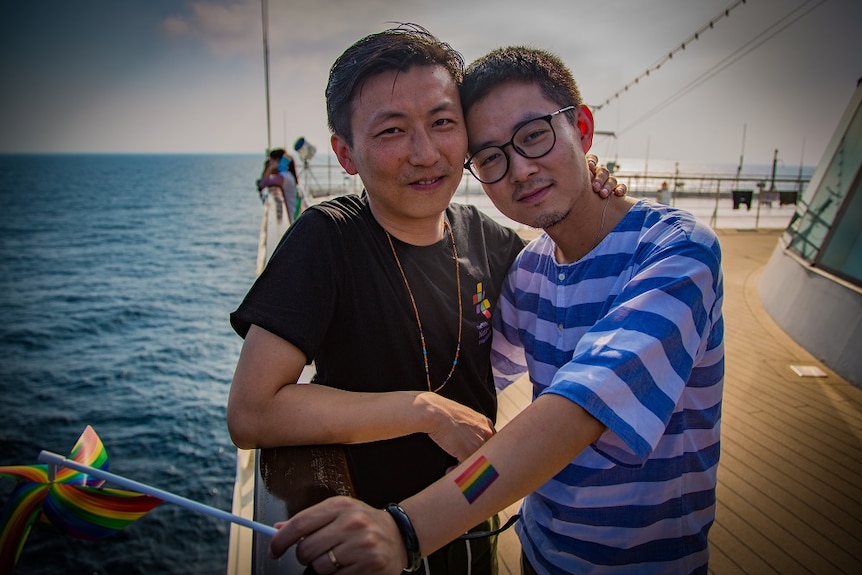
[386, 221, 462, 393]
[591, 195, 611, 252]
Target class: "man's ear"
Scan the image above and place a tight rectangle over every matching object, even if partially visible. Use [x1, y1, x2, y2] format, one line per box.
[576, 106, 594, 153]
[331, 134, 359, 175]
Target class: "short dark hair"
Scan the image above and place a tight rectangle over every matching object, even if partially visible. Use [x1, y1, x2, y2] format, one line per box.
[461, 46, 583, 122]
[325, 23, 464, 146]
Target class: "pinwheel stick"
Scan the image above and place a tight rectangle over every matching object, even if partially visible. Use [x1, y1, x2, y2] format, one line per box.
[38, 450, 277, 537]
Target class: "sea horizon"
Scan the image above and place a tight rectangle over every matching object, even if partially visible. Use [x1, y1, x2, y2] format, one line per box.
[0, 151, 817, 176]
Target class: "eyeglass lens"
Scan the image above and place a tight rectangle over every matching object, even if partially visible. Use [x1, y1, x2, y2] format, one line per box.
[468, 117, 557, 184]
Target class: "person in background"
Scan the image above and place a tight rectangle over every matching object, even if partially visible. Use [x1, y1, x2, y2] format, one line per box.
[257, 147, 301, 220]
[267, 45, 724, 575]
[229, 26, 625, 575]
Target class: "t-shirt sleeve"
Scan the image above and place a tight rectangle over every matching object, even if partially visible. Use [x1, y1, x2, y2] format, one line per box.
[540, 235, 723, 467]
[229, 209, 340, 361]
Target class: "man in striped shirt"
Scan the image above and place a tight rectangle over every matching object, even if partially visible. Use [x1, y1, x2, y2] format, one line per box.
[269, 46, 723, 575]
[465, 47, 725, 574]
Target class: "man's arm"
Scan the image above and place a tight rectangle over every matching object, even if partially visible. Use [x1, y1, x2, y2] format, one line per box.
[269, 393, 605, 575]
[226, 324, 495, 461]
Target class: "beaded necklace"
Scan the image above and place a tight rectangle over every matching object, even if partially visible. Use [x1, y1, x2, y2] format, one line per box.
[385, 220, 462, 393]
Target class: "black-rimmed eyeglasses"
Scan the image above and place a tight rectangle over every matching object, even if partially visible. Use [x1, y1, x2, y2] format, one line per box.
[464, 106, 576, 185]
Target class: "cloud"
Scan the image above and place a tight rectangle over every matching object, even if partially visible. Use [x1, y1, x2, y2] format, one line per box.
[161, 15, 190, 38]
[160, 0, 262, 58]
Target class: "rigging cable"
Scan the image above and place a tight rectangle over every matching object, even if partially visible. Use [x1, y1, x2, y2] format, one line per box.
[593, 0, 749, 112]
[610, 0, 828, 137]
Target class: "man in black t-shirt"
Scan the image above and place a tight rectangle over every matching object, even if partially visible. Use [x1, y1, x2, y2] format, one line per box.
[227, 24, 623, 575]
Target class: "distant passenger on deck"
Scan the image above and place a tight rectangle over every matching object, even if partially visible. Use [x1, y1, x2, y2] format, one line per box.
[257, 148, 301, 221]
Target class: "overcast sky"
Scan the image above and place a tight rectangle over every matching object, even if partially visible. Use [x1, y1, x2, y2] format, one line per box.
[1, 0, 860, 168]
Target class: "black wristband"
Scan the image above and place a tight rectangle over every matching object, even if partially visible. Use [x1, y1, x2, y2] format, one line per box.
[384, 503, 422, 572]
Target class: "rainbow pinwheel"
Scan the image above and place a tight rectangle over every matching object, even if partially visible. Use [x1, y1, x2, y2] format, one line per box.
[0, 425, 162, 571]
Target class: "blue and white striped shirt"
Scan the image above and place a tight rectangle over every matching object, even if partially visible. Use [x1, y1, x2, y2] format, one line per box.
[492, 200, 724, 575]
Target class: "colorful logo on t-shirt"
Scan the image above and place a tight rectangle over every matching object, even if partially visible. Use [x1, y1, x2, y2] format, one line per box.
[473, 282, 491, 319]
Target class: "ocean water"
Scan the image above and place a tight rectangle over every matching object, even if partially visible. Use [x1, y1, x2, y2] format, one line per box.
[0, 154, 263, 574]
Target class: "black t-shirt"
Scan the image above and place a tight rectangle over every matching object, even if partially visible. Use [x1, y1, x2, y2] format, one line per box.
[231, 194, 526, 507]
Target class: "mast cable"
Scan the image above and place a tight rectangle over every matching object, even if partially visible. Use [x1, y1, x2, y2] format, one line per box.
[261, 0, 272, 152]
[611, 0, 826, 137]
[594, 0, 749, 112]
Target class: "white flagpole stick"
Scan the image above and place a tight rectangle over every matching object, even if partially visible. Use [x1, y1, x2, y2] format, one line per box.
[38, 450, 277, 537]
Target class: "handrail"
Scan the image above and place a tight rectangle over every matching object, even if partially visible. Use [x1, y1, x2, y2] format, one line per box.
[228, 191, 357, 575]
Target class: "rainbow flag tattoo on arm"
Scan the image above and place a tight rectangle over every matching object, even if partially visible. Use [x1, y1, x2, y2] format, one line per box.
[454, 455, 499, 504]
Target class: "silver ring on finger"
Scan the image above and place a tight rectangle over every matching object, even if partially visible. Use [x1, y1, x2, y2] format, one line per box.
[327, 548, 342, 570]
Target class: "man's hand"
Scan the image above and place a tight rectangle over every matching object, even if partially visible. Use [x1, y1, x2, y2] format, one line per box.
[417, 392, 495, 462]
[587, 154, 627, 198]
[271, 496, 407, 575]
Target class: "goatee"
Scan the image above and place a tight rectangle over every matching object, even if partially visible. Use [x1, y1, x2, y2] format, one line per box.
[534, 209, 571, 230]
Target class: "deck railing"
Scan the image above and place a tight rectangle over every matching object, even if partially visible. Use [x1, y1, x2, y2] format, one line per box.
[295, 158, 812, 231]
